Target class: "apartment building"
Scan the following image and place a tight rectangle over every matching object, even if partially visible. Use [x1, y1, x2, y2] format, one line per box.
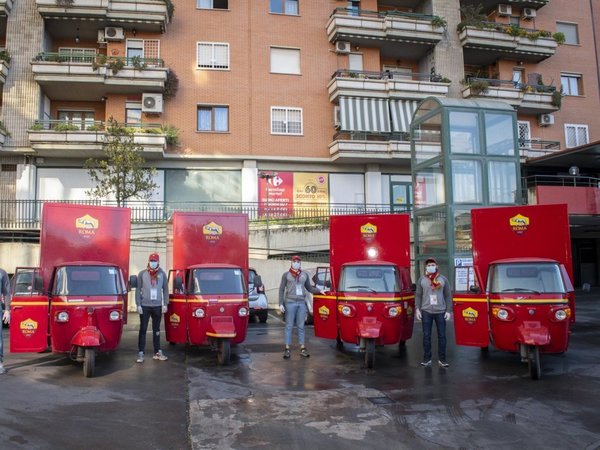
[0, 0, 597, 215]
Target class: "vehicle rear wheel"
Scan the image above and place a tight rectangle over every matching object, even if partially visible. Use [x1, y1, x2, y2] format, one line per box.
[365, 339, 375, 369]
[217, 339, 231, 366]
[83, 348, 95, 378]
[258, 310, 268, 323]
[336, 335, 344, 350]
[528, 345, 541, 380]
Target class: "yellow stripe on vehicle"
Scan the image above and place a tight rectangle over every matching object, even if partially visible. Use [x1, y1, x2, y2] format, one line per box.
[490, 298, 568, 304]
[205, 332, 236, 338]
[453, 298, 488, 303]
[11, 302, 49, 306]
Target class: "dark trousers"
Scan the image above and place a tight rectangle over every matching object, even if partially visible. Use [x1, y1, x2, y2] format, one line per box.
[138, 306, 162, 354]
[422, 311, 447, 361]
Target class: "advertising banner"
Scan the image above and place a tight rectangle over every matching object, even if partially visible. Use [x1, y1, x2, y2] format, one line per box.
[258, 172, 329, 218]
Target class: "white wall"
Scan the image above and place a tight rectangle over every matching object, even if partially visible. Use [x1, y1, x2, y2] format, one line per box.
[329, 173, 364, 204]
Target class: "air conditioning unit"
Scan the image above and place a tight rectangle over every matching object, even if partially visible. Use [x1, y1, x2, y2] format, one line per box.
[538, 113, 554, 126]
[104, 27, 125, 41]
[335, 41, 351, 54]
[97, 29, 106, 44]
[142, 93, 163, 114]
[333, 106, 341, 128]
[497, 4, 512, 16]
[522, 8, 536, 19]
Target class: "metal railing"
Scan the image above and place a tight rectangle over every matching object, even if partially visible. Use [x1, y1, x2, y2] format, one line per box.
[459, 20, 553, 38]
[523, 175, 600, 189]
[330, 7, 441, 22]
[332, 69, 448, 83]
[30, 120, 164, 132]
[519, 139, 560, 158]
[33, 52, 165, 68]
[466, 77, 556, 93]
[0, 200, 407, 230]
[333, 131, 411, 142]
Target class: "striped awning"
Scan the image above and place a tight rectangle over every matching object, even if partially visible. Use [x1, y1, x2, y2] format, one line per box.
[390, 100, 418, 132]
[339, 97, 391, 132]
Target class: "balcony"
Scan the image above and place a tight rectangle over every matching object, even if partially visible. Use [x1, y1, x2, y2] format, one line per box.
[0, 0, 13, 16]
[524, 175, 600, 215]
[328, 69, 450, 102]
[327, 8, 445, 59]
[31, 53, 167, 101]
[27, 120, 167, 158]
[462, 78, 560, 114]
[329, 131, 411, 163]
[519, 139, 560, 160]
[35, 0, 169, 32]
[459, 23, 559, 65]
[460, 0, 549, 10]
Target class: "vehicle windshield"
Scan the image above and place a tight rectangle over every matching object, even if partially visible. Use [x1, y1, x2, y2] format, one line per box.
[339, 265, 400, 293]
[488, 262, 566, 294]
[191, 268, 245, 295]
[53, 266, 124, 296]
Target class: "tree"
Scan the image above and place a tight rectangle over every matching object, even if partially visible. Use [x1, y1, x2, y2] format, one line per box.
[85, 118, 158, 207]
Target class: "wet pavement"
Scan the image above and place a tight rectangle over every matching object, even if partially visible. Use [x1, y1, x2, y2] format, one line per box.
[1, 290, 600, 449]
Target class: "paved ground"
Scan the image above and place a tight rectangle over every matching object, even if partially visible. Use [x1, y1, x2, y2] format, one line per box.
[1, 290, 600, 449]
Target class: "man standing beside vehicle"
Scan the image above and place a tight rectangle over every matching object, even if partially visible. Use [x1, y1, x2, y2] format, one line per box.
[279, 256, 326, 359]
[415, 258, 452, 368]
[0, 267, 11, 374]
[136, 253, 169, 363]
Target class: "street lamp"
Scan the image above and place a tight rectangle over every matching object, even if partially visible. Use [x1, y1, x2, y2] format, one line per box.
[259, 171, 278, 257]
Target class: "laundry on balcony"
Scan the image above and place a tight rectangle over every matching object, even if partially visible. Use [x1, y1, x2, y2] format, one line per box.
[339, 97, 391, 132]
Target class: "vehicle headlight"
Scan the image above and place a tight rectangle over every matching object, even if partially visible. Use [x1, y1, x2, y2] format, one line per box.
[387, 307, 399, 318]
[193, 308, 205, 318]
[56, 311, 69, 322]
[109, 310, 121, 321]
[554, 309, 567, 321]
[496, 309, 509, 321]
[238, 307, 249, 317]
[341, 306, 352, 317]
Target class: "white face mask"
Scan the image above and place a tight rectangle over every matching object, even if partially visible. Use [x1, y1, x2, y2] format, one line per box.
[426, 265, 437, 274]
[149, 261, 158, 270]
[291, 262, 301, 270]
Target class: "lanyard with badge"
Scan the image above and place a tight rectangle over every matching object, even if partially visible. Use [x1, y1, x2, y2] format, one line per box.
[295, 274, 303, 296]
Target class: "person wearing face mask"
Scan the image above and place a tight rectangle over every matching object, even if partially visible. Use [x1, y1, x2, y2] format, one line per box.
[415, 258, 452, 368]
[135, 252, 169, 363]
[278, 256, 326, 359]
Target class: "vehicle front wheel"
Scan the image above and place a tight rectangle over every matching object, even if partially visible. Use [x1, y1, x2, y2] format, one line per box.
[528, 345, 541, 380]
[83, 348, 95, 378]
[217, 339, 231, 366]
[365, 339, 375, 369]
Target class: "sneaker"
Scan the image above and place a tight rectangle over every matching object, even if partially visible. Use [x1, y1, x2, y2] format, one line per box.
[438, 360, 449, 368]
[420, 360, 432, 367]
[136, 352, 144, 363]
[300, 347, 310, 358]
[283, 348, 291, 359]
[153, 350, 168, 361]
[0, 363, 5, 374]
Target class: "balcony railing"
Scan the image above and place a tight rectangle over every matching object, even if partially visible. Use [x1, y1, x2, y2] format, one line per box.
[519, 139, 560, 158]
[0, 200, 400, 230]
[523, 175, 600, 189]
[333, 131, 410, 142]
[33, 53, 165, 68]
[31, 119, 163, 132]
[327, 7, 445, 47]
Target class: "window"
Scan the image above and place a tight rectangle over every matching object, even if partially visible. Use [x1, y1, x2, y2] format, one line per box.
[126, 39, 161, 66]
[198, 0, 228, 9]
[565, 124, 589, 148]
[270, 47, 300, 74]
[518, 121, 531, 148]
[197, 42, 229, 70]
[58, 47, 96, 63]
[561, 73, 582, 96]
[452, 160, 482, 203]
[488, 161, 517, 204]
[57, 110, 95, 130]
[348, 53, 363, 71]
[556, 22, 579, 45]
[269, 0, 298, 15]
[485, 113, 515, 156]
[125, 103, 142, 125]
[271, 107, 302, 135]
[449, 111, 481, 154]
[197, 105, 229, 132]
[347, 0, 359, 15]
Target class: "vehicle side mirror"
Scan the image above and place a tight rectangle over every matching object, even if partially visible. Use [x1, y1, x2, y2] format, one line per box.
[34, 275, 44, 293]
[174, 275, 184, 292]
[253, 275, 263, 288]
[469, 285, 481, 294]
[129, 275, 138, 289]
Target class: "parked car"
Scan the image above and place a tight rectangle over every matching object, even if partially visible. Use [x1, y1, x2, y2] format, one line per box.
[248, 268, 269, 323]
